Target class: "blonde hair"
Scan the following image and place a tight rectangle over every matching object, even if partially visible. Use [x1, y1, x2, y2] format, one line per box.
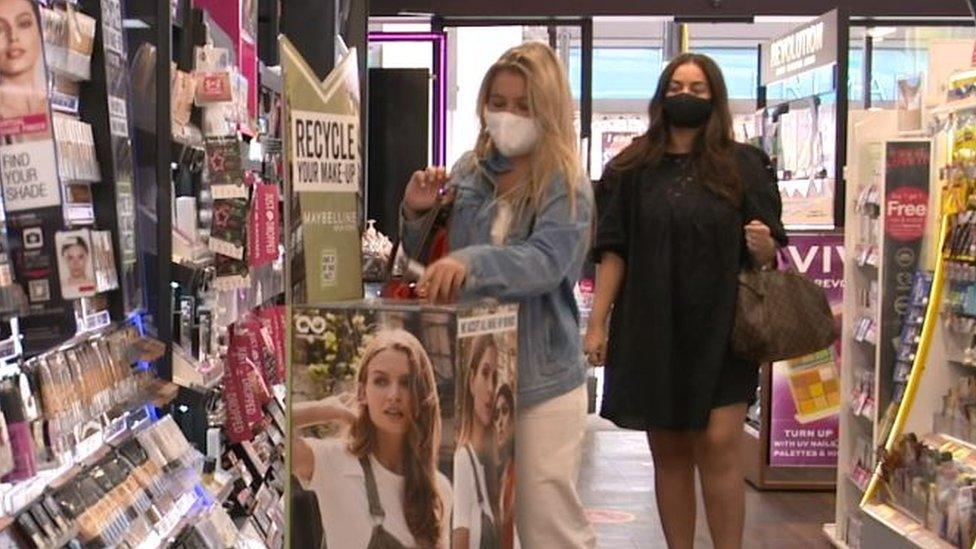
[473, 41, 582, 213]
[348, 329, 443, 548]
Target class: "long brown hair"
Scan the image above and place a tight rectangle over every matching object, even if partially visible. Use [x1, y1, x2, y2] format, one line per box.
[348, 330, 443, 548]
[471, 41, 582, 214]
[609, 53, 741, 205]
[457, 334, 499, 446]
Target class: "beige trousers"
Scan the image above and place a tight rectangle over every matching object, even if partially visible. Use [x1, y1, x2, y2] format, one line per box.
[516, 384, 597, 549]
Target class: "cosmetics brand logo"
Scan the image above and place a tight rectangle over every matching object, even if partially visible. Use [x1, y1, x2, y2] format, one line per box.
[761, 10, 838, 85]
[885, 187, 928, 242]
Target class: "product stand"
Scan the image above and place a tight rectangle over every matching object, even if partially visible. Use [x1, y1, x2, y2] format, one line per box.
[0, 0, 287, 546]
[828, 42, 976, 549]
[837, 65, 976, 547]
[745, 8, 849, 492]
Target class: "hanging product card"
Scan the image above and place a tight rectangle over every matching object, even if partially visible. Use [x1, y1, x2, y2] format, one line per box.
[222, 360, 253, 444]
[281, 37, 362, 304]
[55, 230, 97, 299]
[769, 233, 843, 467]
[214, 253, 249, 291]
[205, 137, 246, 197]
[90, 231, 119, 292]
[209, 198, 248, 259]
[258, 306, 285, 384]
[229, 320, 264, 426]
[195, 46, 233, 106]
[248, 183, 279, 267]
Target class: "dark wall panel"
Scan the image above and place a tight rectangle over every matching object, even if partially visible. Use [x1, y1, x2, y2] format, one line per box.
[368, 68, 430, 239]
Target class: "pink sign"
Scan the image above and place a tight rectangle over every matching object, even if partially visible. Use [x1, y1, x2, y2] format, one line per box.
[769, 232, 843, 467]
[258, 305, 286, 384]
[249, 183, 280, 267]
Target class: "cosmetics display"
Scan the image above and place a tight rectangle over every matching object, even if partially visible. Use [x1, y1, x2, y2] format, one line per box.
[875, 433, 976, 548]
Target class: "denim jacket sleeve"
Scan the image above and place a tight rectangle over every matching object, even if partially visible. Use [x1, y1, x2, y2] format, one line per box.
[399, 154, 476, 261]
[452, 175, 593, 301]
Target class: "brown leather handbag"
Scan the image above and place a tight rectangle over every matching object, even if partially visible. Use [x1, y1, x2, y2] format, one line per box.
[731, 253, 838, 363]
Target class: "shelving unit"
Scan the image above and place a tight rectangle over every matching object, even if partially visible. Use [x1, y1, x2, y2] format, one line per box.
[833, 106, 938, 546]
[846, 68, 976, 549]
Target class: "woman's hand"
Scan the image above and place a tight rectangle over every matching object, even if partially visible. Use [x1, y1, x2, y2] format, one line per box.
[293, 394, 357, 428]
[417, 256, 468, 304]
[404, 166, 451, 217]
[584, 323, 608, 367]
[745, 220, 776, 267]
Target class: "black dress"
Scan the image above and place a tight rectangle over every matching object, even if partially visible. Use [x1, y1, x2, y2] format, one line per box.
[593, 143, 787, 431]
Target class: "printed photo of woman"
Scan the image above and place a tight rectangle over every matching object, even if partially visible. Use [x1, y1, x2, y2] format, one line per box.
[292, 329, 453, 548]
[454, 334, 501, 549]
[56, 231, 96, 299]
[492, 383, 517, 549]
[0, 0, 50, 137]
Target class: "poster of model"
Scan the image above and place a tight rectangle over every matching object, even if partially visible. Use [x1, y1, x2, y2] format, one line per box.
[0, 0, 75, 353]
[290, 301, 518, 549]
[769, 232, 843, 467]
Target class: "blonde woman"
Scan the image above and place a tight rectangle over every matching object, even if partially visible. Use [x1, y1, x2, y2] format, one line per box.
[403, 41, 595, 548]
[292, 329, 453, 548]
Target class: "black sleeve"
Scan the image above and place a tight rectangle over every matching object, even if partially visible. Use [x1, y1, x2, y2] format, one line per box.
[590, 168, 631, 263]
[740, 145, 788, 246]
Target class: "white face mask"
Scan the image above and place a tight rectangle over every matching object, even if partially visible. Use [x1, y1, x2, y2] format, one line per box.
[484, 110, 540, 158]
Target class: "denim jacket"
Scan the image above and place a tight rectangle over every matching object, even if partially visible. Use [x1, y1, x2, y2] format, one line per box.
[404, 151, 593, 408]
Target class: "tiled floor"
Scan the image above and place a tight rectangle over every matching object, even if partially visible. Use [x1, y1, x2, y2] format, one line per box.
[579, 415, 836, 548]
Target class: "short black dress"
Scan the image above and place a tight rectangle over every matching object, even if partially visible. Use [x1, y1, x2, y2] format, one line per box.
[593, 143, 787, 431]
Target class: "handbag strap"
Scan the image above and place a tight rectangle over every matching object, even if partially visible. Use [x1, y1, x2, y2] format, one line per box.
[390, 202, 449, 281]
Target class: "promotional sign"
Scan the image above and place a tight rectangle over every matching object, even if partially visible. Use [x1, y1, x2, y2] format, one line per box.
[281, 37, 362, 304]
[290, 301, 518, 549]
[769, 232, 844, 467]
[761, 9, 839, 85]
[248, 183, 281, 267]
[879, 140, 930, 401]
[0, 1, 76, 352]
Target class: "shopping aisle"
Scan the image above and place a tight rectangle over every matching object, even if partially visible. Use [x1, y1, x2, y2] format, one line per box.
[579, 415, 836, 548]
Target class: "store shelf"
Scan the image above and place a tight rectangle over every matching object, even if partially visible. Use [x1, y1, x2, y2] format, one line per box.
[822, 523, 849, 549]
[928, 97, 976, 116]
[920, 433, 976, 471]
[0, 382, 176, 530]
[862, 502, 955, 549]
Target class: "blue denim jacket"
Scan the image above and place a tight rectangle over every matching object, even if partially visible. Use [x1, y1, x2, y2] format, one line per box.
[406, 152, 592, 408]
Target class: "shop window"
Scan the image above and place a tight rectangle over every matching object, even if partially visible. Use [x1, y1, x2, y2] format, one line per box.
[848, 46, 927, 104]
[569, 46, 663, 100]
[691, 47, 758, 100]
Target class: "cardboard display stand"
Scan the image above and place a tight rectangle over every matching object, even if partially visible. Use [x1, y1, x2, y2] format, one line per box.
[290, 300, 518, 549]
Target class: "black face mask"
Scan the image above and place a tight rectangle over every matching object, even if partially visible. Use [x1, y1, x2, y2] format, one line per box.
[662, 93, 713, 128]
